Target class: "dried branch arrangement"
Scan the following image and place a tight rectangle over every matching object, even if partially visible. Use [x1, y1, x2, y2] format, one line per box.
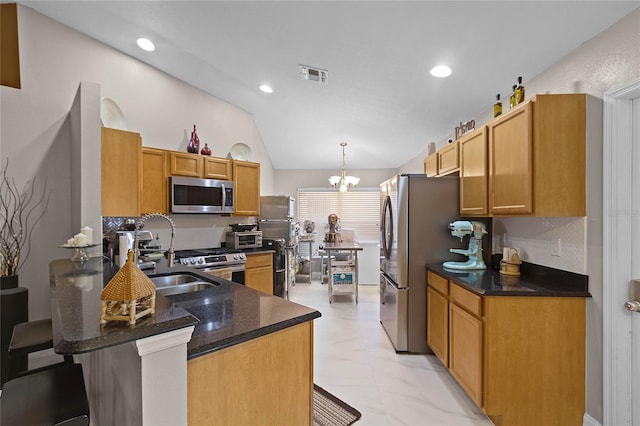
[0, 160, 50, 276]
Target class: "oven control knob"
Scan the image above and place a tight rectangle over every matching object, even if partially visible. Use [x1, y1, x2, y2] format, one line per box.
[190, 259, 197, 265]
[197, 258, 204, 264]
[181, 259, 188, 265]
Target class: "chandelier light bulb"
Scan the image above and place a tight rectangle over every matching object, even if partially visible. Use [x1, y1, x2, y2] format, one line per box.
[328, 142, 359, 192]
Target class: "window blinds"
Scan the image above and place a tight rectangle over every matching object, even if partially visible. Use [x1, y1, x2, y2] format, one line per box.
[296, 189, 381, 242]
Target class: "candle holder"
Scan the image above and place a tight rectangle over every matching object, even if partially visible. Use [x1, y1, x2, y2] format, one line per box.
[60, 243, 100, 262]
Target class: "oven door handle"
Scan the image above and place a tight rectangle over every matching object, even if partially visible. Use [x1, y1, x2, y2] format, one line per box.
[201, 263, 245, 274]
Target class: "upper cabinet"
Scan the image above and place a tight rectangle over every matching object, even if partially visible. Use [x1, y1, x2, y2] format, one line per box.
[424, 140, 459, 177]
[1, 3, 20, 89]
[232, 160, 260, 216]
[169, 151, 232, 180]
[459, 127, 488, 216]
[101, 128, 141, 217]
[428, 93, 587, 217]
[488, 94, 586, 217]
[141, 147, 168, 215]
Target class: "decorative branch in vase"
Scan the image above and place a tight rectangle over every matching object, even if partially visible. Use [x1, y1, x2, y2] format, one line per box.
[0, 159, 50, 288]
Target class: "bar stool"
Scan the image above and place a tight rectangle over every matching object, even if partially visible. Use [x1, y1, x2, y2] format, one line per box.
[0, 319, 90, 426]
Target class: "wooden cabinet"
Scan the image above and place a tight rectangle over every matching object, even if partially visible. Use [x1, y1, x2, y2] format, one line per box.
[488, 94, 586, 216]
[449, 295, 483, 407]
[1, 3, 20, 89]
[426, 270, 587, 426]
[141, 147, 168, 215]
[203, 156, 232, 180]
[169, 151, 204, 178]
[187, 321, 314, 425]
[169, 151, 232, 180]
[459, 127, 489, 216]
[438, 141, 459, 175]
[233, 160, 260, 216]
[423, 141, 459, 177]
[101, 127, 141, 217]
[245, 252, 273, 294]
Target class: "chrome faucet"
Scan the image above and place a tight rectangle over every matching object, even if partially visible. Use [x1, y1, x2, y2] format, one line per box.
[135, 213, 176, 268]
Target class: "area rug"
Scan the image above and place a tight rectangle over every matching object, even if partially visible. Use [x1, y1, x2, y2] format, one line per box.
[313, 384, 361, 426]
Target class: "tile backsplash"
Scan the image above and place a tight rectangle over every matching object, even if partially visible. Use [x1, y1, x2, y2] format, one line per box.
[493, 216, 586, 274]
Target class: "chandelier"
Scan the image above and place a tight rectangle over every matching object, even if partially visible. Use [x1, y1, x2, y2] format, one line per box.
[329, 142, 360, 192]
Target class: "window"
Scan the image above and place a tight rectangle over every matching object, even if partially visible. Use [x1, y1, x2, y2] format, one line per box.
[296, 189, 380, 242]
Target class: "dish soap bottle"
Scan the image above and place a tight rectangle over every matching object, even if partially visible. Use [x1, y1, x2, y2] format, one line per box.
[187, 124, 200, 153]
[200, 143, 211, 156]
[515, 76, 525, 104]
[493, 94, 502, 118]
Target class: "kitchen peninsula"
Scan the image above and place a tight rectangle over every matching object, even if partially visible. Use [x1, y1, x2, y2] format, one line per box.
[49, 257, 320, 426]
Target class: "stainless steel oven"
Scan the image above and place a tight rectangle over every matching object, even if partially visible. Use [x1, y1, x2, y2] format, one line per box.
[174, 248, 246, 284]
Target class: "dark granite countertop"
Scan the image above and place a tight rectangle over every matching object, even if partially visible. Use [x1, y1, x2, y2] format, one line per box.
[426, 260, 591, 297]
[50, 257, 320, 359]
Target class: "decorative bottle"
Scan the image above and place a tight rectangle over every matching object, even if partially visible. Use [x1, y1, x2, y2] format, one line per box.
[509, 85, 517, 109]
[493, 94, 503, 118]
[200, 143, 211, 156]
[515, 76, 525, 104]
[187, 124, 200, 153]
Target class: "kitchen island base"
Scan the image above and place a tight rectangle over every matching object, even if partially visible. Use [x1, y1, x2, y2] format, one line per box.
[187, 321, 314, 426]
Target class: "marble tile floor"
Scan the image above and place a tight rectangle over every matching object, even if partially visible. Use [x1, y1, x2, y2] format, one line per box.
[289, 281, 494, 426]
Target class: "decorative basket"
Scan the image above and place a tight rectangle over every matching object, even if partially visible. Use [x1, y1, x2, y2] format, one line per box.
[100, 250, 156, 325]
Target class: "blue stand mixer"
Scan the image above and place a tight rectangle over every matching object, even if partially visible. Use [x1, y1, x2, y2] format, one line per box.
[443, 220, 488, 270]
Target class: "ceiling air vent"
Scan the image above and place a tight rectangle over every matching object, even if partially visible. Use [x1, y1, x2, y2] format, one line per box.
[299, 65, 328, 85]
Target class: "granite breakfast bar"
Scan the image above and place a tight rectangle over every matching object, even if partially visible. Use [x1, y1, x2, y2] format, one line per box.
[50, 257, 320, 426]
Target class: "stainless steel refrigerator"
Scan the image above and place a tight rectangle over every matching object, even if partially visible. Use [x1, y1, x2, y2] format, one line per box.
[258, 196, 299, 299]
[380, 174, 459, 353]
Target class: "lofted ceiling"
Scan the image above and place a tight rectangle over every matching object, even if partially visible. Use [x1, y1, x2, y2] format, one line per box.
[20, 1, 639, 170]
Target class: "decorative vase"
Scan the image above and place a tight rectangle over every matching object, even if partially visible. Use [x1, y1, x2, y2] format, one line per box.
[200, 143, 211, 156]
[187, 124, 200, 153]
[0, 275, 19, 290]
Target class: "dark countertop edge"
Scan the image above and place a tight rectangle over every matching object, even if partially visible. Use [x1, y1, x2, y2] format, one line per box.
[186, 310, 321, 360]
[54, 314, 199, 355]
[426, 264, 591, 298]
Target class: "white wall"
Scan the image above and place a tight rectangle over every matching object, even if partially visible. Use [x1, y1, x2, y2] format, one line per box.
[0, 5, 275, 321]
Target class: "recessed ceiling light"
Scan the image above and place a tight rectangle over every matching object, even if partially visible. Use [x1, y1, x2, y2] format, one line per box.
[136, 38, 155, 52]
[430, 65, 452, 78]
[259, 84, 273, 93]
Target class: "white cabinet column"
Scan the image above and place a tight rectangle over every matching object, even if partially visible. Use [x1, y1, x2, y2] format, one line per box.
[135, 326, 195, 426]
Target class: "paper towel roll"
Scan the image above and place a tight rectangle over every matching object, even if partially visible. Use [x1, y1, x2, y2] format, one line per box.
[118, 235, 134, 268]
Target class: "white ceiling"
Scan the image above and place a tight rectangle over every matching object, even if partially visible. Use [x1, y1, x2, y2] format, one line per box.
[21, 1, 639, 170]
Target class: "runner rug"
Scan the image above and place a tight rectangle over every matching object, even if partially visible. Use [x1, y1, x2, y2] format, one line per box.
[313, 384, 361, 426]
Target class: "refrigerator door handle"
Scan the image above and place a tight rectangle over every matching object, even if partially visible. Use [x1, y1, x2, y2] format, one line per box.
[381, 195, 393, 260]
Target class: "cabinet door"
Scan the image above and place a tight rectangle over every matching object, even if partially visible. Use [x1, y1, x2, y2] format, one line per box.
[141, 147, 168, 215]
[233, 161, 260, 216]
[438, 141, 459, 176]
[245, 253, 273, 294]
[170, 152, 203, 177]
[449, 303, 483, 408]
[424, 154, 437, 177]
[203, 157, 232, 180]
[488, 101, 533, 215]
[459, 127, 488, 216]
[101, 127, 141, 217]
[427, 286, 449, 367]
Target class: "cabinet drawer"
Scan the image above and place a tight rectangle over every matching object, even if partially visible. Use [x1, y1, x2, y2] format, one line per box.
[450, 284, 482, 317]
[246, 253, 272, 268]
[427, 271, 448, 295]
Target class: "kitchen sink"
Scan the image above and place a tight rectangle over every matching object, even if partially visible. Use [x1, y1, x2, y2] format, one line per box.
[149, 273, 219, 296]
[149, 274, 200, 287]
[156, 282, 216, 296]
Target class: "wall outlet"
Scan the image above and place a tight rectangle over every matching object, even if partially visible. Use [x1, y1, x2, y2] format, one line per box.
[550, 238, 561, 257]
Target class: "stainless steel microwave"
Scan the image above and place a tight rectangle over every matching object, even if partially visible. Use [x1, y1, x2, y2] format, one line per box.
[169, 176, 234, 214]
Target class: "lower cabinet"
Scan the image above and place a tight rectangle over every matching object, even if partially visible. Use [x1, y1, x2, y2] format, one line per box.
[426, 270, 586, 426]
[245, 252, 274, 295]
[187, 321, 314, 425]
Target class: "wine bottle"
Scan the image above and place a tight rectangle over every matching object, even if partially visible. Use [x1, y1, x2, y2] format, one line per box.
[187, 124, 200, 153]
[509, 85, 517, 109]
[515, 76, 525, 104]
[493, 94, 503, 118]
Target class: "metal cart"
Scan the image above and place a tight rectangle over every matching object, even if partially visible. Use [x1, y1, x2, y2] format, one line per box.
[322, 243, 362, 303]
